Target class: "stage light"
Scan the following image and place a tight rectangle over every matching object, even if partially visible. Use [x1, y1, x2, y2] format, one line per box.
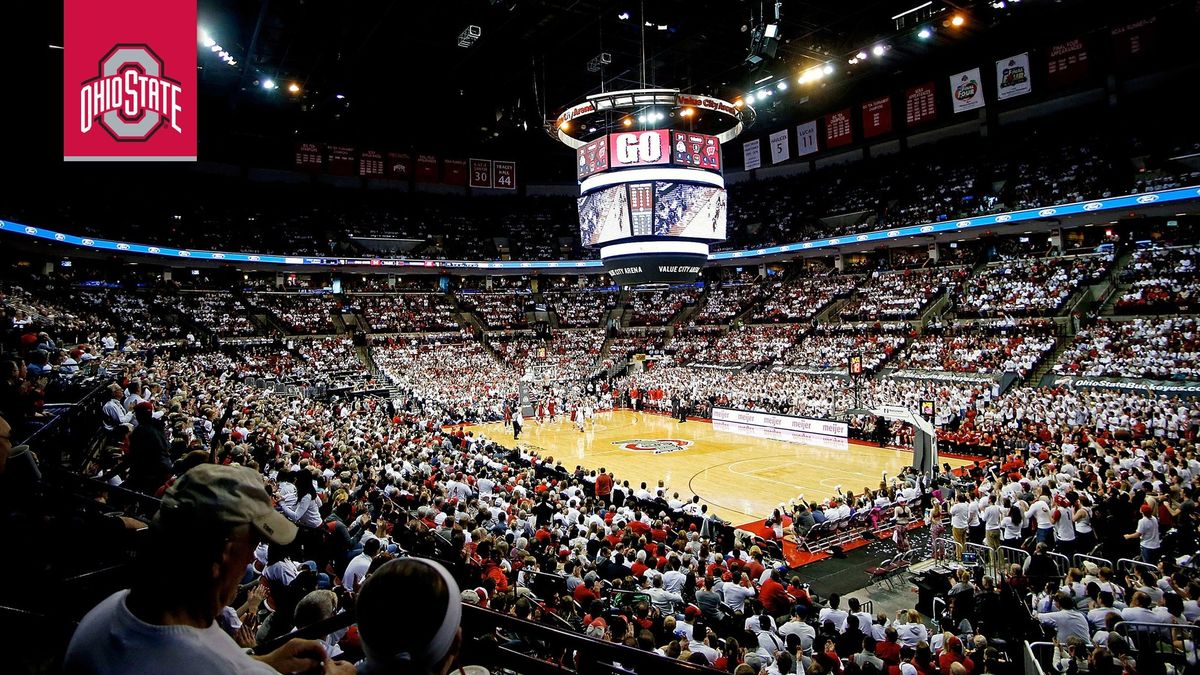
[559, 121, 570, 131]
[637, 115, 646, 123]
[872, 44, 886, 57]
[775, 81, 787, 91]
[951, 14, 965, 26]
[918, 27, 932, 39]
[202, 36, 216, 48]
[617, 11, 630, 20]
[754, 74, 773, 84]
[734, 99, 744, 108]
[848, 57, 858, 65]
[336, 94, 345, 100]
[623, 117, 633, 125]
[823, 64, 834, 75]
[856, 51, 868, 60]
[210, 45, 221, 52]
[229, 60, 237, 66]
[288, 83, 300, 93]
[261, 79, 275, 90]
[681, 107, 695, 116]
[218, 50, 228, 58]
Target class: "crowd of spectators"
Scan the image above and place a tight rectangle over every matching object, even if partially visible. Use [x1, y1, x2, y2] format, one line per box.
[694, 282, 760, 324]
[1116, 246, 1200, 314]
[840, 268, 967, 321]
[489, 330, 606, 382]
[175, 291, 263, 337]
[958, 254, 1113, 318]
[752, 274, 862, 324]
[628, 288, 701, 326]
[893, 329, 1056, 378]
[456, 291, 531, 330]
[1054, 318, 1200, 381]
[254, 293, 340, 335]
[351, 293, 460, 333]
[545, 289, 619, 328]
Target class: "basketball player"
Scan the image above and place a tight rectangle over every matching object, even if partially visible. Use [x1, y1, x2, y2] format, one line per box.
[512, 408, 523, 440]
[548, 398, 557, 422]
[583, 398, 594, 429]
[572, 401, 584, 432]
[537, 399, 545, 424]
[503, 402, 512, 429]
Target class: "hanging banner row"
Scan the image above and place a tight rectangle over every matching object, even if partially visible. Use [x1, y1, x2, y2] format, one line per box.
[294, 145, 516, 189]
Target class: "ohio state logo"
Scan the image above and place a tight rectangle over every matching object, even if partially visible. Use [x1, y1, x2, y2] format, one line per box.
[613, 439, 693, 455]
[79, 44, 183, 141]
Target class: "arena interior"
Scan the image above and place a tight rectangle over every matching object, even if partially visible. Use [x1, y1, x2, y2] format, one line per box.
[6, 1, 1200, 674]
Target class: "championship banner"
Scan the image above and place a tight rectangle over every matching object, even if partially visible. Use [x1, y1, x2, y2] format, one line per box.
[995, 52, 1032, 100]
[743, 138, 762, 170]
[295, 143, 324, 171]
[904, 82, 937, 126]
[861, 96, 893, 138]
[65, 0, 197, 161]
[469, 158, 493, 188]
[1111, 16, 1159, 70]
[442, 158, 468, 186]
[493, 161, 517, 190]
[326, 145, 355, 176]
[1047, 38, 1089, 88]
[824, 108, 853, 148]
[386, 152, 412, 179]
[415, 154, 439, 182]
[769, 129, 790, 164]
[359, 149, 384, 177]
[949, 67, 986, 113]
[796, 121, 819, 157]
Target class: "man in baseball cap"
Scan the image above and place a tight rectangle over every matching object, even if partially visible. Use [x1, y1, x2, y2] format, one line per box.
[65, 464, 354, 674]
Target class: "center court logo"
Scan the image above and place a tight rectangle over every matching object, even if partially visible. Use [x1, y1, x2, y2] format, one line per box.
[79, 44, 184, 141]
[613, 439, 693, 455]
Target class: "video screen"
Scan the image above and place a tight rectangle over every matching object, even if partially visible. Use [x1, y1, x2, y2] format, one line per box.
[653, 182, 727, 240]
[578, 185, 630, 246]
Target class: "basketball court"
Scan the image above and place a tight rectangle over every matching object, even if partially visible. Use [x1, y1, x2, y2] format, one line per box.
[472, 410, 972, 526]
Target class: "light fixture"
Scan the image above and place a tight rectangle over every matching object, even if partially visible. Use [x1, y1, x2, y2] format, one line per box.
[288, 83, 300, 93]
[202, 37, 216, 48]
[617, 11, 630, 20]
[918, 27, 932, 39]
[210, 45, 220, 52]
[848, 57, 859, 65]
[872, 44, 886, 57]
[776, 81, 788, 90]
[951, 14, 965, 26]
[559, 121, 570, 131]
[733, 99, 744, 108]
[637, 114, 646, 123]
[623, 117, 633, 125]
[856, 51, 868, 60]
[754, 74, 773, 84]
[823, 64, 834, 75]
[261, 79, 275, 90]
[336, 93, 345, 100]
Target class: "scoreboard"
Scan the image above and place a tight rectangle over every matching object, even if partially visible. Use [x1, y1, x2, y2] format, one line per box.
[575, 129, 726, 286]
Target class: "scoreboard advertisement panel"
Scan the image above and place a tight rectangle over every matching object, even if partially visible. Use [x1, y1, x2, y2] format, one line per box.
[576, 137, 609, 180]
[671, 132, 721, 171]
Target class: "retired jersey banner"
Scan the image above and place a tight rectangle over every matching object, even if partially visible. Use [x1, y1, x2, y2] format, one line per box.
[995, 53, 1032, 100]
[904, 82, 937, 126]
[861, 96, 893, 138]
[949, 68, 986, 113]
[743, 139, 762, 170]
[1047, 38, 1089, 88]
[824, 108, 853, 148]
[492, 161, 517, 189]
[469, 158, 493, 188]
[769, 129, 790, 164]
[796, 121, 819, 157]
[65, 0, 197, 161]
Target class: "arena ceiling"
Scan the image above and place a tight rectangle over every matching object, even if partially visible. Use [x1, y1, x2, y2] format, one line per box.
[19, 0, 1158, 168]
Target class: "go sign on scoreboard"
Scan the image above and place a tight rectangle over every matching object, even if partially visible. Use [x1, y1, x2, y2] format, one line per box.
[608, 130, 672, 169]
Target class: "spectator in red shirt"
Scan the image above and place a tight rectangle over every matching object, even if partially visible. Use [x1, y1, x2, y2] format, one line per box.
[595, 469, 613, 504]
[759, 569, 792, 616]
[876, 626, 902, 665]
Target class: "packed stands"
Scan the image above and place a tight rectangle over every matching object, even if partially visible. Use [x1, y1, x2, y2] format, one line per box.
[693, 280, 760, 324]
[839, 267, 967, 321]
[351, 293, 460, 333]
[253, 292, 340, 334]
[488, 330, 605, 382]
[455, 290, 531, 330]
[627, 286, 701, 326]
[175, 291, 263, 337]
[1116, 245, 1200, 314]
[1053, 317, 1200, 380]
[544, 288, 618, 328]
[751, 273, 861, 323]
[958, 254, 1114, 317]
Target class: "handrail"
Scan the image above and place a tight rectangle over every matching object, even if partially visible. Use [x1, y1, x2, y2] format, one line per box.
[1116, 557, 1159, 577]
[1025, 641, 1054, 675]
[1071, 553, 1113, 572]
